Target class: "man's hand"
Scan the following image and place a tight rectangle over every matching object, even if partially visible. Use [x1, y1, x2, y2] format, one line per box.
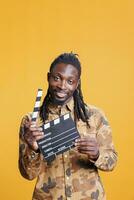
[24, 120, 44, 151]
[75, 137, 99, 161]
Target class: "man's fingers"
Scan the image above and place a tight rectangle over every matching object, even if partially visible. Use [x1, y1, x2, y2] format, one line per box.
[75, 141, 97, 147]
[35, 135, 45, 141]
[78, 150, 94, 154]
[79, 150, 99, 158]
[30, 126, 43, 132]
[32, 131, 44, 137]
[75, 138, 97, 143]
[25, 132, 44, 142]
[77, 146, 96, 151]
[24, 130, 44, 141]
[77, 147, 99, 155]
[30, 121, 37, 127]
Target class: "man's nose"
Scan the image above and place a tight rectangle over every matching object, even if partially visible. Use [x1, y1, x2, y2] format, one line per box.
[58, 80, 66, 90]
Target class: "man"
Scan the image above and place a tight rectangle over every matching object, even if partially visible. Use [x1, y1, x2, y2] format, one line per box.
[19, 53, 117, 200]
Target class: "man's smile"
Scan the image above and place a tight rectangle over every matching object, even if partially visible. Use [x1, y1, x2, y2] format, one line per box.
[54, 90, 68, 98]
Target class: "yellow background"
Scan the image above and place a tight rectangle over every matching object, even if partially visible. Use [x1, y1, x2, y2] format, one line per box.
[0, 0, 134, 199]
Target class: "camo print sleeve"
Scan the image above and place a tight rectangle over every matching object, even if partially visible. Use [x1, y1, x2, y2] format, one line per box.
[94, 109, 118, 171]
[19, 114, 42, 180]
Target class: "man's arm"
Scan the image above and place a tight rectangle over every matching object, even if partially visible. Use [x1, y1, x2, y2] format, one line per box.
[75, 108, 117, 171]
[94, 109, 117, 171]
[18, 114, 43, 180]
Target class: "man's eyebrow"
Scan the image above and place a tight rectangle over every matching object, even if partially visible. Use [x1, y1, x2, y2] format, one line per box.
[50, 72, 60, 76]
[51, 72, 76, 78]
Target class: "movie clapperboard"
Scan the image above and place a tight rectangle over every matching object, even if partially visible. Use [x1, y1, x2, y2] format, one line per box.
[38, 113, 80, 161]
[32, 89, 80, 162]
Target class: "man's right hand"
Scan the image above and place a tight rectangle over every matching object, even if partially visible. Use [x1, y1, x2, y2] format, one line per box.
[24, 120, 44, 151]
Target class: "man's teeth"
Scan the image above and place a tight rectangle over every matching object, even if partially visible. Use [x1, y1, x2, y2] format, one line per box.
[56, 92, 66, 97]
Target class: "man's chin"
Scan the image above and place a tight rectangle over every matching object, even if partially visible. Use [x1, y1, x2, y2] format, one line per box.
[52, 97, 67, 105]
[51, 95, 73, 105]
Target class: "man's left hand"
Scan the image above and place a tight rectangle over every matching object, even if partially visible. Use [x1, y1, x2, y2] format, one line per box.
[75, 137, 99, 161]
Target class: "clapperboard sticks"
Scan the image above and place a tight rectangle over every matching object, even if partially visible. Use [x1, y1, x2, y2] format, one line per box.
[31, 89, 43, 126]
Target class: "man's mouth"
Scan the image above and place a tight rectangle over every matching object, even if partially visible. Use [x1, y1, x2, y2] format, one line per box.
[54, 91, 67, 98]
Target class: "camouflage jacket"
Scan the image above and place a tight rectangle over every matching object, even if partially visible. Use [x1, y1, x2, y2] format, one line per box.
[19, 98, 117, 200]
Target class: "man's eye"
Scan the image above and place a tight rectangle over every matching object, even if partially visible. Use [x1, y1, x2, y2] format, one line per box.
[53, 76, 60, 81]
[68, 80, 73, 85]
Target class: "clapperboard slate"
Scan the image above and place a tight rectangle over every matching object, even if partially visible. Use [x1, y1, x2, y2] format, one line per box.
[37, 113, 80, 161]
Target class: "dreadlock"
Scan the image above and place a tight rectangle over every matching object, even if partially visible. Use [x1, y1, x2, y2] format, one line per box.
[40, 52, 90, 127]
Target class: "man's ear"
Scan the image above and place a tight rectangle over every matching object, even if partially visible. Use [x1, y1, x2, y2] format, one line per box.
[47, 72, 50, 81]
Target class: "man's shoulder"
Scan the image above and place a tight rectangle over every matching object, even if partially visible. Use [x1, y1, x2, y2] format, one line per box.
[85, 104, 105, 116]
[85, 104, 110, 126]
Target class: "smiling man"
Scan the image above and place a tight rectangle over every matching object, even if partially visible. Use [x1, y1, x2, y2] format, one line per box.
[48, 63, 79, 105]
[19, 53, 117, 200]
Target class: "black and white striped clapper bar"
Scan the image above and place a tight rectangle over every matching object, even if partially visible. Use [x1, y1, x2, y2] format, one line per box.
[37, 113, 80, 162]
[31, 89, 43, 122]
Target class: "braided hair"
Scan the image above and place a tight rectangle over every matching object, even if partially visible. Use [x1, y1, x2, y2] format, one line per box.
[40, 52, 90, 127]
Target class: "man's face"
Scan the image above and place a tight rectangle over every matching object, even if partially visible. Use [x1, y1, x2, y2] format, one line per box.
[48, 63, 80, 105]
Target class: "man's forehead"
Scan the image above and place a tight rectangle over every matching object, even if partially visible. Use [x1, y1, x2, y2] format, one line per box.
[50, 63, 79, 75]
